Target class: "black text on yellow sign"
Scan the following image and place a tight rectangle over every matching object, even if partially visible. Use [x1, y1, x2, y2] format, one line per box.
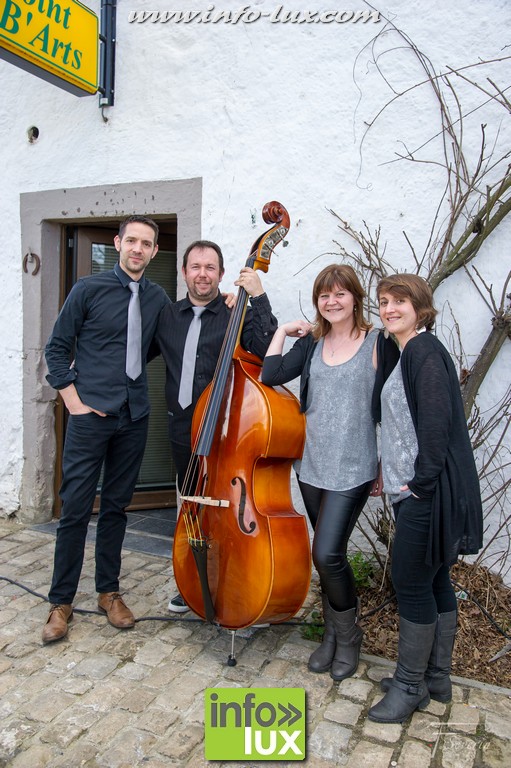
[0, 0, 98, 96]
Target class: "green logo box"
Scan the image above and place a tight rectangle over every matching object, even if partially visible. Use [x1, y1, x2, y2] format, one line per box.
[205, 687, 306, 761]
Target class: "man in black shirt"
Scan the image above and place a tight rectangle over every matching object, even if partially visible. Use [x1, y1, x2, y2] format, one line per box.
[43, 216, 170, 644]
[155, 240, 277, 611]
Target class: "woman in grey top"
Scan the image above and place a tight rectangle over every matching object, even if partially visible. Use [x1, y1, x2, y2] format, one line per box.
[368, 274, 482, 724]
[262, 264, 398, 681]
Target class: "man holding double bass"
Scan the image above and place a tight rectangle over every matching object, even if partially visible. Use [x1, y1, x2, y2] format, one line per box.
[155, 239, 278, 612]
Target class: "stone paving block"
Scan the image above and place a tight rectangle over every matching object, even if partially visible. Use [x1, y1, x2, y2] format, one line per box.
[362, 717, 402, 742]
[19, 688, 76, 723]
[190, 650, 232, 678]
[160, 619, 200, 641]
[224, 663, 260, 685]
[57, 676, 93, 694]
[448, 702, 479, 733]
[345, 739, 394, 767]
[4, 639, 42, 659]
[136, 707, 180, 736]
[259, 657, 292, 679]
[43, 650, 84, 676]
[407, 710, 442, 742]
[119, 686, 158, 713]
[171, 641, 209, 665]
[11, 651, 47, 678]
[153, 672, 208, 712]
[14, 670, 57, 698]
[72, 652, 122, 679]
[468, 687, 511, 718]
[133, 638, 172, 666]
[0, 608, 19, 624]
[440, 733, 477, 768]
[236, 647, 272, 671]
[275, 640, 311, 663]
[0, 716, 39, 764]
[484, 710, 511, 740]
[481, 736, 511, 767]
[114, 660, 152, 681]
[422, 698, 447, 717]
[81, 680, 138, 713]
[143, 660, 183, 688]
[48, 738, 101, 768]
[85, 707, 135, 744]
[366, 662, 395, 683]
[309, 720, 353, 762]
[395, 739, 433, 767]
[95, 726, 158, 767]
[156, 723, 204, 761]
[336, 677, 374, 701]
[39, 703, 101, 748]
[0, 672, 19, 698]
[8, 743, 56, 767]
[324, 699, 364, 726]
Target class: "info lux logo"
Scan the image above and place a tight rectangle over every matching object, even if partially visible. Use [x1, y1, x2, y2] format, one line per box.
[204, 688, 306, 760]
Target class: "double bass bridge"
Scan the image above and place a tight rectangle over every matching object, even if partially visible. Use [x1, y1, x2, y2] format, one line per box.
[180, 495, 229, 508]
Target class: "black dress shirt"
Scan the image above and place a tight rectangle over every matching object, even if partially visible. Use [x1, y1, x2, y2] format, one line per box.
[155, 291, 277, 444]
[45, 263, 170, 421]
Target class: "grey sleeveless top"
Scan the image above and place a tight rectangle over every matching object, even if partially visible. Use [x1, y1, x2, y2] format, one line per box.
[297, 329, 378, 491]
[380, 359, 418, 504]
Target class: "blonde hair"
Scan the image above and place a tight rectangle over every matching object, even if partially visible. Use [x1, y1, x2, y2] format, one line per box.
[312, 264, 372, 340]
[377, 274, 437, 330]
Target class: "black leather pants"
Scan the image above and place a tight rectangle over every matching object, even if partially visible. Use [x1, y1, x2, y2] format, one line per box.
[298, 478, 371, 612]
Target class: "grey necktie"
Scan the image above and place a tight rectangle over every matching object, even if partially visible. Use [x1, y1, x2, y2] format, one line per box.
[126, 281, 142, 380]
[178, 306, 206, 409]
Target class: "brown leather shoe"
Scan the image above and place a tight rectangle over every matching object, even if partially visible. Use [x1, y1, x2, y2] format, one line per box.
[42, 604, 73, 644]
[97, 592, 135, 629]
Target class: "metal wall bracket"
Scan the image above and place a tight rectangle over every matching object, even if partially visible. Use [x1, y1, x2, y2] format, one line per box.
[98, 0, 117, 107]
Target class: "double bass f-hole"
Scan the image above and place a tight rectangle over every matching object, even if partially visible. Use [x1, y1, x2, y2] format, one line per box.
[231, 476, 256, 535]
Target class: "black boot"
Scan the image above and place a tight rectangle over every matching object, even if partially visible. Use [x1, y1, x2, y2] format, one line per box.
[425, 610, 457, 702]
[308, 593, 336, 673]
[368, 617, 436, 723]
[379, 611, 457, 703]
[329, 601, 363, 681]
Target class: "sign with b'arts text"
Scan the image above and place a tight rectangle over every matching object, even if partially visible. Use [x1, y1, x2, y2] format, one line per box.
[0, 0, 98, 96]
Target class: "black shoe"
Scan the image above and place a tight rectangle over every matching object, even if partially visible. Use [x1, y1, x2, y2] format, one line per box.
[168, 593, 190, 613]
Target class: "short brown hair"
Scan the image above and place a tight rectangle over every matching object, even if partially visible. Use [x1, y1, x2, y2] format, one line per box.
[377, 273, 437, 330]
[118, 215, 159, 245]
[312, 264, 372, 339]
[182, 240, 224, 273]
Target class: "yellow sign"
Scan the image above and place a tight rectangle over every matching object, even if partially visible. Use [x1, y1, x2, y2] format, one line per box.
[0, 0, 98, 96]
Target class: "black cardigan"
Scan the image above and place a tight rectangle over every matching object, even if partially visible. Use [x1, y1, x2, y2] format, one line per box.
[385, 332, 483, 567]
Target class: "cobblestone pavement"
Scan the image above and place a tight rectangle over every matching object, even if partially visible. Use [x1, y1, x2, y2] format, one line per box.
[1, 518, 510, 767]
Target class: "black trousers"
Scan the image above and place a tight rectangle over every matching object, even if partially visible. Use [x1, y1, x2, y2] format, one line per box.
[391, 495, 457, 623]
[48, 406, 148, 604]
[298, 478, 372, 613]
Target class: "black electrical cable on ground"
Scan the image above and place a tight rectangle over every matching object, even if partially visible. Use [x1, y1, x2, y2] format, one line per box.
[1, 574, 510, 641]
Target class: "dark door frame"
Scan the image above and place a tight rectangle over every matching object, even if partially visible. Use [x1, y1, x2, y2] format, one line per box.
[20, 177, 202, 524]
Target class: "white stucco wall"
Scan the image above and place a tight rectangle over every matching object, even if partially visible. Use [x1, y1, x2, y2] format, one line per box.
[1, 0, 510, 573]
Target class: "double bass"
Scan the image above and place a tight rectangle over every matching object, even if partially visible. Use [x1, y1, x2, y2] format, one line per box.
[172, 202, 311, 630]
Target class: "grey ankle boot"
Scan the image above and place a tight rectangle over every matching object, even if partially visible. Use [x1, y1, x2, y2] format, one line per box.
[329, 601, 363, 681]
[308, 593, 336, 673]
[379, 610, 458, 703]
[368, 617, 436, 723]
